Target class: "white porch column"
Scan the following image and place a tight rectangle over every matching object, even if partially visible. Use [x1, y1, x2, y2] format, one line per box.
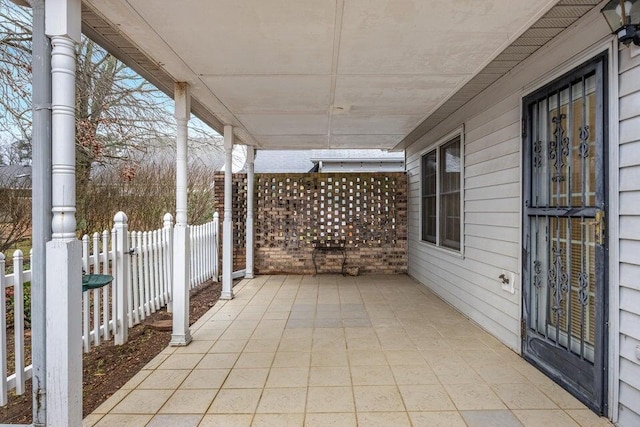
[171, 82, 192, 346]
[45, 1, 82, 425]
[245, 147, 255, 279]
[221, 125, 234, 300]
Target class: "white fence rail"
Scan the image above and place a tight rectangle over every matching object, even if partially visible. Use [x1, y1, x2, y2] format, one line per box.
[190, 212, 219, 289]
[0, 250, 32, 406]
[128, 214, 174, 325]
[81, 230, 116, 352]
[0, 212, 219, 404]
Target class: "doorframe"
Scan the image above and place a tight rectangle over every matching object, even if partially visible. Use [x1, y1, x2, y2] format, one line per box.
[519, 37, 620, 421]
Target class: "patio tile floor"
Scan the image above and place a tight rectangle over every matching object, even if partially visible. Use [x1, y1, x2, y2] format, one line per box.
[85, 274, 613, 427]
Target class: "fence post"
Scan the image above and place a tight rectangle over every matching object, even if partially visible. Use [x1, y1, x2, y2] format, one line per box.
[164, 213, 174, 313]
[101, 230, 110, 340]
[114, 212, 129, 345]
[81, 236, 90, 353]
[213, 212, 219, 281]
[13, 251, 24, 395]
[92, 233, 101, 346]
[111, 228, 117, 331]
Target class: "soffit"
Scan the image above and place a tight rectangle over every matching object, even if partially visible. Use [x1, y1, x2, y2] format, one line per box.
[81, 0, 602, 150]
[396, 0, 604, 149]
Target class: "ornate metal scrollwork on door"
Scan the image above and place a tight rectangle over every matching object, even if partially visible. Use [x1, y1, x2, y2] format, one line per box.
[578, 272, 589, 307]
[533, 260, 542, 291]
[549, 114, 570, 182]
[533, 141, 543, 168]
[579, 126, 590, 158]
[548, 245, 568, 318]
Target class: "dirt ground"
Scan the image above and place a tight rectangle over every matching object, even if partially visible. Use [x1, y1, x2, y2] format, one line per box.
[0, 280, 221, 424]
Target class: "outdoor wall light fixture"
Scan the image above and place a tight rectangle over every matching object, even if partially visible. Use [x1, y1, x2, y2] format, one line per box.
[602, 0, 640, 46]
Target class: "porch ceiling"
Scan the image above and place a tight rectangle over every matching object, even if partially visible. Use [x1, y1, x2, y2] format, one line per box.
[81, 0, 601, 150]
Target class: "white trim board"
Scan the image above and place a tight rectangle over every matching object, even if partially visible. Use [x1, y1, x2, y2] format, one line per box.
[416, 125, 465, 258]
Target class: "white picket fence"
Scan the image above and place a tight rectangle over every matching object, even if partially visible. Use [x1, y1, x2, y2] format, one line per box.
[190, 218, 219, 289]
[0, 212, 219, 404]
[0, 250, 31, 406]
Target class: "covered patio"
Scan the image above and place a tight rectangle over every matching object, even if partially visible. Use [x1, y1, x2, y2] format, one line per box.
[7, 0, 639, 424]
[84, 275, 609, 427]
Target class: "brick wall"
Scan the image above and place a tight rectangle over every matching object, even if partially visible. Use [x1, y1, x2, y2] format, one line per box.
[214, 172, 407, 275]
[213, 173, 246, 272]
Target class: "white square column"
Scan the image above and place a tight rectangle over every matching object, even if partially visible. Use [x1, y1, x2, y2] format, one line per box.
[45, 0, 82, 425]
[221, 125, 234, 300]
[245, 147, 255, 279]
[171, 82, 192, 346]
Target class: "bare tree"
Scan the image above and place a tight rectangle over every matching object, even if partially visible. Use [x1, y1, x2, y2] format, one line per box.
[0, 2, 219, 179]
[0, 2, 32, 143]
[0, 1, 223, 236]
[0, 138, 31, 165]
[74, 39, 178, 183]
[0, 174, 31, 253]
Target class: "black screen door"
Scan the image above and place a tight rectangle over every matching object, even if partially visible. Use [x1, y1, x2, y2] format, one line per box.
[522, 55, 607, 414]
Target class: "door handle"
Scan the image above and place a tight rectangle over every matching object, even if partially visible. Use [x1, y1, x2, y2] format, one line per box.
[595, 210, 605, 245]
[579, 210, 605, 245]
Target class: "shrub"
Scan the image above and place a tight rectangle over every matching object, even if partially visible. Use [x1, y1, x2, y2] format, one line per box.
[77, 160, 216, 234]
[5, 281, 31, 328]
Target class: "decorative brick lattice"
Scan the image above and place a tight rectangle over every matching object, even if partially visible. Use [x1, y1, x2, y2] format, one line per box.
[214, 172, 407, 275]
[254, 173, 407, 275]
[256, 174, 400, 247]
[233, 177, 247, 249]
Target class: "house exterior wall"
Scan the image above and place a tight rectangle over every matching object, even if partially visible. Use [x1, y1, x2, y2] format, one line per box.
[617, 46, 640, 426]
[318, 160, 405, 173]
[405, 8, 639, 424]
[407, 93, 522, 349]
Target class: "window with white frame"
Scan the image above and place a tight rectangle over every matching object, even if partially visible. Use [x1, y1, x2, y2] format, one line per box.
[421, 134, 462, 251]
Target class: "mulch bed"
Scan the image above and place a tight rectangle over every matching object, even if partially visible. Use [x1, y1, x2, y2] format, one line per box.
[0, 280, 221, 424]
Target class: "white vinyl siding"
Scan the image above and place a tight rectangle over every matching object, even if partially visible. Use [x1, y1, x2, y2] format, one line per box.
[617, 46, 640, 426]
[407, 95, 521, 350]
